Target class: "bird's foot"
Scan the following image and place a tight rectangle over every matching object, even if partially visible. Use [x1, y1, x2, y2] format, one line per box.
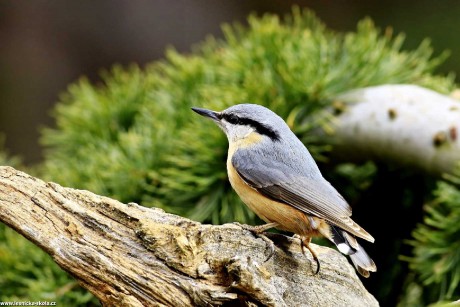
[233, 222, 279, 262]
[299, 236, 320, 275]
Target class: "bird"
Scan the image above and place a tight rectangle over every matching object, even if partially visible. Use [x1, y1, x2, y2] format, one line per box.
[191, 103, 376, 277]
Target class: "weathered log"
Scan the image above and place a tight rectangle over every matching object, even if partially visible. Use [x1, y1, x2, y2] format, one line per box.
[328, 85, 460, 176]
[0, 166, 378, 306]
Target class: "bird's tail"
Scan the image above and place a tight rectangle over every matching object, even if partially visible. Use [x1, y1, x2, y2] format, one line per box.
[328, 225, 377, 278]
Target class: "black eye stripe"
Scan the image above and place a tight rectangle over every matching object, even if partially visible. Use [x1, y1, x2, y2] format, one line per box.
[223, 114, 239, 124]
[221, 113, 280, 142]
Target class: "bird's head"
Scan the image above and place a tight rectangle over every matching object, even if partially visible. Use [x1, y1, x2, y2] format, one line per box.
[191, 104, 285, 143]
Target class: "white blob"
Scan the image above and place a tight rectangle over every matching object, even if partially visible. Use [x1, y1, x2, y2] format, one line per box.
[338, 243, 351, 255]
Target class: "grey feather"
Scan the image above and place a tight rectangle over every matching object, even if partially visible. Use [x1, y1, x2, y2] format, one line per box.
[229, 105, 373, 242]
[349, 242, 377, 277]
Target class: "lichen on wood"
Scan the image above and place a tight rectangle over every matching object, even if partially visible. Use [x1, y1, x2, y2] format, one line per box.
[0, 166, 378, 306]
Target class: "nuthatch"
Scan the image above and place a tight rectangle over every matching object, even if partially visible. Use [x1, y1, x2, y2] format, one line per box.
[192, 104, 376, 277]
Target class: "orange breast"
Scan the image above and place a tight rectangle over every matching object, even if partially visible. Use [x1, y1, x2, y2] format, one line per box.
[227, 135, 329, 237]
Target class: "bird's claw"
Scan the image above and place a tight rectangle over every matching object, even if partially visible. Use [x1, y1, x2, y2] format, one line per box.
[300, 237, 321, 275]
[233, 222, 277, 262]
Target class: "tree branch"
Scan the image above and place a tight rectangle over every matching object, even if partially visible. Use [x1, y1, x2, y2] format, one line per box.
[328, 85, 460, 175]
[0, 166, 377, 306]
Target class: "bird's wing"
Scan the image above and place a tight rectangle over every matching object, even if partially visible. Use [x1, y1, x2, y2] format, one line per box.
[232, 148, 374, 242]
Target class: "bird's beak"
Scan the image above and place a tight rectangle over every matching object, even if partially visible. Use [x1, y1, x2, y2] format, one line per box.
[191, 107, 221, 121]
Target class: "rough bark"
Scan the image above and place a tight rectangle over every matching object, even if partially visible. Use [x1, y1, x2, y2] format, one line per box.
[328, 84, 460, 176]
[0, 166, 378, 307]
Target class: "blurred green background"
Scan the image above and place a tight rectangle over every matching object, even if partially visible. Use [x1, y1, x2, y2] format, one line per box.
[1, 1, 460, 306]
[1, 0, 460, 164]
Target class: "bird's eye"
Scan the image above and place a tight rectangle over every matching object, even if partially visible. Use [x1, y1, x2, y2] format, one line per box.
[225, 114, 240, 125]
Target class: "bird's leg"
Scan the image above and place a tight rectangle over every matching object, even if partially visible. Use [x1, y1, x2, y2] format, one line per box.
[234, 222, 279, 262]
[301, 236, 321, 275]
[238, 222, 279, 233]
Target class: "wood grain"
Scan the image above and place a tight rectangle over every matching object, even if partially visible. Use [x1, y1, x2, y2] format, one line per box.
[0, 166, 378, 306]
